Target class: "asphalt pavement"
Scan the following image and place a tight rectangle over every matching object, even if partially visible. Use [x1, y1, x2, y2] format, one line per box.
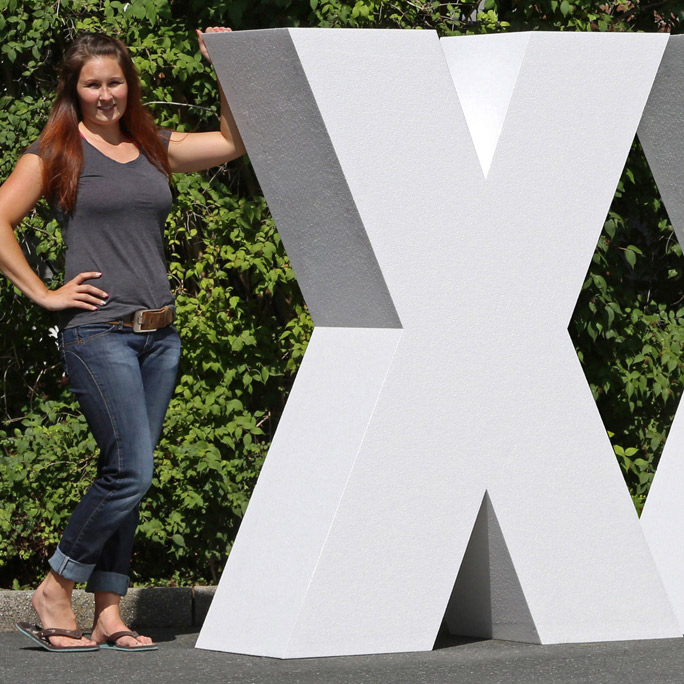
[2, 628, 684, 684]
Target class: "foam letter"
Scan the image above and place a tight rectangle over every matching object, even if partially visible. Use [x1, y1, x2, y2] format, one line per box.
[197, 30, 678, 657]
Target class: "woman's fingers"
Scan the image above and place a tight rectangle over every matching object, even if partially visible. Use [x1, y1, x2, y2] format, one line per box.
[72, 290, 108, 306]
[67, 272, 109, 306]
[197, 27, 232, 63]
[41, 290, 97, 311]
[70, 272, 108, 299]
[196, 29, 210, 62]
[66, 280, 109, 308]
[39, 272, 109, 311]
[73, 270, 102, 283]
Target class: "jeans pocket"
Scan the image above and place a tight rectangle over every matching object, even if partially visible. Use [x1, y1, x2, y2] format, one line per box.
[62, 323, 119, 348]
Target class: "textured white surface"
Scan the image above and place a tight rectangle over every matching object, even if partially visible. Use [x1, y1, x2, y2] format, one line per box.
[441, 32, 530, 176]
[198, 29, 679, 658]
[198, 326, 403, 657]
[638, 35, 684, 633]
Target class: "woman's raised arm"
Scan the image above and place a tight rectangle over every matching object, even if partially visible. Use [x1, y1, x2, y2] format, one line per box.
[166, 27, 246, 174]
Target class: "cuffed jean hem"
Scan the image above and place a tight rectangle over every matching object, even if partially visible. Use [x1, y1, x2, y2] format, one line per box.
[48, 546, 95, 584]
[85, 570, 130, 596]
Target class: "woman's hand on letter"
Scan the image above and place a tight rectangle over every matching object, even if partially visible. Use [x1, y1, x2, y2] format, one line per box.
[196, 26, 232, 64]
[37, 271, 109, 312]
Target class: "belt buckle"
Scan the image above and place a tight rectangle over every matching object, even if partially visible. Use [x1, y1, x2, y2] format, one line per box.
[132, 308, 160, 333]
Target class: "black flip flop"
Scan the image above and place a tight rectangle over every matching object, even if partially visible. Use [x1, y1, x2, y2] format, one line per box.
[15, 621, 99, 652]
[100, 629, 158, 651]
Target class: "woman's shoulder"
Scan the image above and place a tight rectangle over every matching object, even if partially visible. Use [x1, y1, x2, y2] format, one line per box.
[23, 138, 43, 158]
[157, 129, 172, 149]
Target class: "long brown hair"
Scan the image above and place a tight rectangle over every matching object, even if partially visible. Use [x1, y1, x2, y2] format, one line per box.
[39, 33, 172, 212]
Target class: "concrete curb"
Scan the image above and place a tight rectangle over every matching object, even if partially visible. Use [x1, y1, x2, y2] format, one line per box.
[0, 586, 216, 632]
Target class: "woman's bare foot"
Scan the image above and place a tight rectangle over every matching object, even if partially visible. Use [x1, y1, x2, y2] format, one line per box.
[32, 571, 98, 648]
[91, 591, 155, 648]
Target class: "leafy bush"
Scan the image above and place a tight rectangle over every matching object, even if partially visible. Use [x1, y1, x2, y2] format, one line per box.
[570, 141, 684, 510]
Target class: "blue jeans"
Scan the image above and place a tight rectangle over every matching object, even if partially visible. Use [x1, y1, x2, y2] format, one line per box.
[50, 322, 181, 596]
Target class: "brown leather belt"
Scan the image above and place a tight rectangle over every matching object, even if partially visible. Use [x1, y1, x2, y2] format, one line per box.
[105, 306, 175, 333]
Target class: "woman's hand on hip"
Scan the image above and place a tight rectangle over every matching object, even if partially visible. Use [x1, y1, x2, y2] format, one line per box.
[37, 271, 109, 311]
[196, 26, 232, 64]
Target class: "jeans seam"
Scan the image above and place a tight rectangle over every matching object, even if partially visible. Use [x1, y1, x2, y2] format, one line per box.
[63, 349, 123, 557]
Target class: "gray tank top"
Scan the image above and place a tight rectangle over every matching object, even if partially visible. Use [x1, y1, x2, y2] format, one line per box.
[25, 133, 174, 329]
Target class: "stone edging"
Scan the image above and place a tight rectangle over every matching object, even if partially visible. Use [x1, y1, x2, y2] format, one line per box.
[0, 586, 216, 632]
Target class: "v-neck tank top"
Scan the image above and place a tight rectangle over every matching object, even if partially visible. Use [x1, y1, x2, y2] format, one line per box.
[25, 132, 174, 329]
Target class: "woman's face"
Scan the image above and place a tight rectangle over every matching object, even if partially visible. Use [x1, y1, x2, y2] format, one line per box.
[76, 56, 128, 129]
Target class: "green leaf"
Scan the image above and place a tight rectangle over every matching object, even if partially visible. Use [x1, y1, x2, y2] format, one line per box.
[624, 249, 636, 269]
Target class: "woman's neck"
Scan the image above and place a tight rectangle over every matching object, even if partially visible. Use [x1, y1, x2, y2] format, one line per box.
[78, 121, 128, 146]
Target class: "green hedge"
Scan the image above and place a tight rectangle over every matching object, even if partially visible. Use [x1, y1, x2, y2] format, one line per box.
[1, 0, 683, 587]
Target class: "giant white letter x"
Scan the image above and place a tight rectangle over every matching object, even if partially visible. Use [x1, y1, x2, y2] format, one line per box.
[197, 30, 680, 657]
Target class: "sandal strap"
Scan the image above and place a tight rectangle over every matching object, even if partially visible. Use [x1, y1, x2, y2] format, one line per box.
[37, 627, 84, 640]
[107, 630, 140, 642]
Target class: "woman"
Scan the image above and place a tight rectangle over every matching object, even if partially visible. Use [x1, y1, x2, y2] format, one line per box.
[0, 28, 245, 652]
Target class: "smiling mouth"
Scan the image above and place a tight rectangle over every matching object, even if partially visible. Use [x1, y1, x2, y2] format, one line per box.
[98, 104, 116, 112]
